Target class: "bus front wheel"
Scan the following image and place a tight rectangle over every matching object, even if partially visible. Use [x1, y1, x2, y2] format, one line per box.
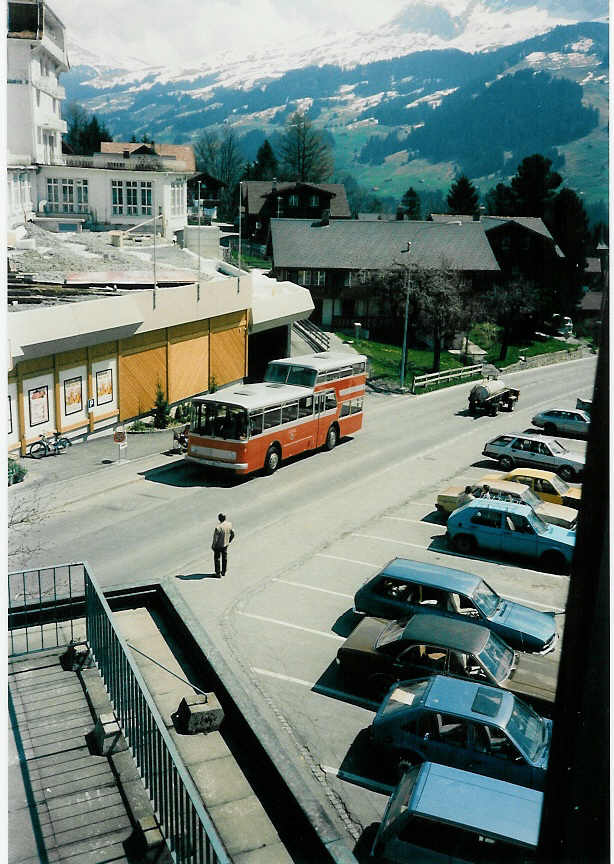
[264, 445, 281, 475]
[324, 425, 338, 451]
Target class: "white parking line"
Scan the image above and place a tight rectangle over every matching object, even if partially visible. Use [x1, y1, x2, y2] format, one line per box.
[252, 668, 379, 709]
[316, 553, 379, 568]
[321, 765, 394, 795]
[238, 611, 345, 640]
[384, 516, 441, 526]
[272, 578, 353, 600]
[351, 532, 570, 581]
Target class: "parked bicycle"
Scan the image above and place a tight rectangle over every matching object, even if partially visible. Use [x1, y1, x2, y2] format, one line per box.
[29, 431, 72, 458]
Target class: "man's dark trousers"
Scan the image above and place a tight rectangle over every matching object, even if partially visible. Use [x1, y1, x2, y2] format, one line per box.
[214, 547, 227, 577]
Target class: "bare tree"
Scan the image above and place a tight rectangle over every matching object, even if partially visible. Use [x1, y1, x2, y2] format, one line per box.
[194, 126, 245, 221]
[8, 493, 44, 564]
[408, 261, 466, 372]
[279, 111, 333, 182]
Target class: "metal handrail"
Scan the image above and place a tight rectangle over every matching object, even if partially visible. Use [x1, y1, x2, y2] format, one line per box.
[412, 363, 484, 393]
[83, 564, 230, 864]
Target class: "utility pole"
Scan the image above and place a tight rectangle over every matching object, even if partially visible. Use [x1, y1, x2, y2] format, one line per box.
[237, 180, 242, 294]
[400, 241, 412, 389]
[152, 185, 157, 309]
[197, 179, 201, 301]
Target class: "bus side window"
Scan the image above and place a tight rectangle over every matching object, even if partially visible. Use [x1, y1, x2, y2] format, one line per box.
[352, 362, 365, 375]
[282, 402, 298, 424]
[298, 396, 313, 418]
[263, 406, 281, 430]
[340, 401, 351, 417]
[351, 398, 363, 414]
[249, 412, 263, 437]
[325, 391, 337, 411]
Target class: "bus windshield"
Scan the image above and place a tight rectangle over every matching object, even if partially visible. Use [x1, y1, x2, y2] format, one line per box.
[191, 402, 247, 440]
[264, 364, 317, 388]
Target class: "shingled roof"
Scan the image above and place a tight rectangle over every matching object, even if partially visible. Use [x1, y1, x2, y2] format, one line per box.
[244, 182, 350, 218]
[100, 141, 196, 172]
[271, 219, 500, 272]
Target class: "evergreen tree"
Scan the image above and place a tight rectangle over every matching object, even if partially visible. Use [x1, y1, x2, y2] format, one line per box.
[152, 381, 171, 429]
[551, 187, 591, 313]
[510, 154, 562, 217]
[63, 102, 112, 155]
[253, 140, 278, 180]
[279, 111, 333, 182]
[485, 182, 516, 216]
[446, 175, 479, 214]
[399, 187, 421, 220]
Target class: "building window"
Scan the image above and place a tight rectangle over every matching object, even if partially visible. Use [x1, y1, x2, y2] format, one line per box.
[47, 178, 59, 207]
[170, 180, 184, 216]
[343, 271, 352, 288]
[297, 270, 306, 286]
[126, 181, 138, 214]
[36, 89, 40, 107]
[315, 270, 326, 287]
[309, 195, 319, 207]
[288, 194, 299, 208]
[61, 178, 74, 212]
[75, 179, 88, 213]
[140, 181, 152, 215]
[112, 180, 123, 215]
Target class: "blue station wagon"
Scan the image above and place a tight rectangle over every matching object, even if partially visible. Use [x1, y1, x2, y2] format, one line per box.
[446, 499, 575, 573]
[353, 558, 557, 653]
[371, 675, 551, 790]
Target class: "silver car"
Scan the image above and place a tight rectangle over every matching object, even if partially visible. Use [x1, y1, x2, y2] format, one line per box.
[482, 432, 585, 482]
[532, 409, 590, 439]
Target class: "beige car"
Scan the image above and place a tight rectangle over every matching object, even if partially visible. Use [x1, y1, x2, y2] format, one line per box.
[436, 478, 577, 529]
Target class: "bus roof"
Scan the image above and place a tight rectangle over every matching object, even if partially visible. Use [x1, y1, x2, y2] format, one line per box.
[268, 352, 367, 372]
[192, 382, 312, 410]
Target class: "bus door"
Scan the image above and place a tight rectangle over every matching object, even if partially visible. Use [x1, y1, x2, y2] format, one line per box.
[316, 389, 338, 446]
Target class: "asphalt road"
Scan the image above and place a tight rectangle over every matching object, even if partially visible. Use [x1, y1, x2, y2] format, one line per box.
[9, 355, 597, 852]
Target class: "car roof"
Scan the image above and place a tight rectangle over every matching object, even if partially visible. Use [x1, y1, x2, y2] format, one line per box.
[424, 675, 514, 727]
[476, 480, 529, 495]
[491, 432, 545, 443]
[456, 499, 533, 516]
[402, 614, 490, 653]
[505, 468, 560, 480]
[407, 762, 543, 847]
[378, 558, 482, 595]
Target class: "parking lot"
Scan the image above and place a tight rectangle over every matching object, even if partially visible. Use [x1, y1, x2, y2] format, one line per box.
[229, 430, 586, 841]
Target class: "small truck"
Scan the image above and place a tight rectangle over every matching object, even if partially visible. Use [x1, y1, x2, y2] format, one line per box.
[468, 377, 519, 416]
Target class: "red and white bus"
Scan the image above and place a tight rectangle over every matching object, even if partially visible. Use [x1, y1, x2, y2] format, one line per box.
[186, 352, 368, 475]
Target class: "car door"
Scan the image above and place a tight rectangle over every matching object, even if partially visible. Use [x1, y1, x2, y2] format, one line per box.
[365, 575, 418, 618]
[501, 512, 539, 560]
[473, 723, 533, 788]
[396, 643, 450, 679]
[538, 441, 560, 472]
[427, 712, 471, 773]
[569, 412, 589, 437]
[469, 508, 503, 552]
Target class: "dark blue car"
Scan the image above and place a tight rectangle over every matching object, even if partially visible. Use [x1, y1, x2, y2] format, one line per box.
[353, 558, 557, 654]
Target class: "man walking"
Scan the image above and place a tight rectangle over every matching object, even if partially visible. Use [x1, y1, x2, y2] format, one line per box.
[212, 513, 234, 578]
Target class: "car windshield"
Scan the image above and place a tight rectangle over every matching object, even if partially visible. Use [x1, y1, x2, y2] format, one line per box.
[522, 488, 542, 508]
[375, 620, 406, 650]
[528, 509, 548, 533]
[472, 581, 499, 617]
[549, 440, 567, 454]
[505, 699, 546, 762]
[549, 474, 569, 494]
[477, 632, 515, 683]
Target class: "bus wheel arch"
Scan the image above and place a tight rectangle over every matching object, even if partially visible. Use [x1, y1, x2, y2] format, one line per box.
[324, 423, 339, 451]
[264, 443, 282, 474]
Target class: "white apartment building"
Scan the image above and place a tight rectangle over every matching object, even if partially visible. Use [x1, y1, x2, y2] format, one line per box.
[7, 0, 188, 237]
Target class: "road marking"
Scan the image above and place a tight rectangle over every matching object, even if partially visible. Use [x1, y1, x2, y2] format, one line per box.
[351, 533, 570, 581]
[316, 553, 379, 568]
[321, 765, 394, 795]
[272, 578, 353, 600]
[383, 516, 441, 526]
[238, 612, 344, 640]
[252, 668, 379, 709]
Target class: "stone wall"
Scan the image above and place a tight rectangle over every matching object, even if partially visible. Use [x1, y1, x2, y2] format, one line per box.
[504, 345, 595, 374]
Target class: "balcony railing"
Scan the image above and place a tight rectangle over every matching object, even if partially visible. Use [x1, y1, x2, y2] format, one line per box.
[43, 202, 90, 216]
[31, 73, 65, 99]
[8, 562, 230, 863]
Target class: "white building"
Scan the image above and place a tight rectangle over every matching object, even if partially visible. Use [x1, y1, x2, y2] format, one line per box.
[7, 0, 187, 237]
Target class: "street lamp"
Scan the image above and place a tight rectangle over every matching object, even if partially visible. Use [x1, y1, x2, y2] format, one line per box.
[400, 241, 412, 389]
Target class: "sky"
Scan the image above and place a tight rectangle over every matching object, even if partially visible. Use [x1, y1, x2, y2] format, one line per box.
[51, 0, 415, 67]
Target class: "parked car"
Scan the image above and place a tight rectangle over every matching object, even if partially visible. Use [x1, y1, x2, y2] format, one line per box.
[482, 432, 585, 481]
[353, 558, 557, 653]
[531, 408, 590, 439]
[446, 499, 575, 573]
[481, 467, 582, 510]
[336, 614, 558, 709]
[371, 761, 542, 863]
[436, 478, 577, 529]
[371, 675, 551, 790]
[576, 396, 592, 416]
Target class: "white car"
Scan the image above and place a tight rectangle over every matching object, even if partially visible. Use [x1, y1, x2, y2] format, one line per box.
[482, 433, 585, 482]
[532, 409, 590, 439]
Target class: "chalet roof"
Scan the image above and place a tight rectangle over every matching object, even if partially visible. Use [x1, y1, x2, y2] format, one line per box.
[243, 182, 351, 218]
[271, 219, 500, 272]
[430, 213, 557, 244]
[429, 213, 476, 223]
[580, 290, 603, 311]
[190, 171, 225, 189]
[100, 141, 196, 171]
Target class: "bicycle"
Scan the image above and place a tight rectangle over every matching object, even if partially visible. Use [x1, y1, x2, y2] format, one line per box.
[29, 431, 72, 458]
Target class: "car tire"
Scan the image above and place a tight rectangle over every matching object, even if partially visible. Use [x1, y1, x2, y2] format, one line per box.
[544, 422, 556, 435]
[499, 455, 514, 471]
[558, 465, 575, 482]
[453, 534, 477, 555]
[264, 445, 281, 475]
[541, 550, 568, 575]
[324, 424, 338, 451]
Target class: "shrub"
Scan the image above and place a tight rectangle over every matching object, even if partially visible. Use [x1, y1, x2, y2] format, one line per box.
[152, 380, 171, 429]
[8, 458, 27, 486]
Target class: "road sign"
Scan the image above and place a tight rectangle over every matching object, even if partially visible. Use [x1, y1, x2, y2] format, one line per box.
[87, 398, 95, 410]
[113, 427, 126, 444]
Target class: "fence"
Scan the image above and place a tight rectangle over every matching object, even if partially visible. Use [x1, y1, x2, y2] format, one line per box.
[294, 319, 330, 352]
[411, 363, 484, 393]
[8, 562, 230, 864]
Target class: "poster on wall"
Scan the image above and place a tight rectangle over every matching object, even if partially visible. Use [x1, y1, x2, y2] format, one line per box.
[64, 376, 83, 416]
[8, 395, 12, 434]
[28, 385, 49, 427]
[96, 369, 113, 406]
